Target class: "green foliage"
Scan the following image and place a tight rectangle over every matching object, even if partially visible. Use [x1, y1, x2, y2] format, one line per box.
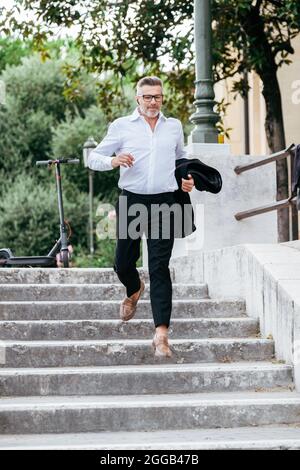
[51, 105, 120, 201]
[72, 240, 117, 268]
[0, 43, 136, 264]
[215, 98, 233, 139]
[4, 1, 299, 87]
[2, 0, 299, 149]
[0, 94, 32, 175]
[0, 172, 89, 256]
[1, 1, 299, 259]
[2, 54, 96, 121]
[212, 0, 300, 80]
[72, 242, 143, 268]
[0, 53, 98, 190]
[0, 37, 33, 72]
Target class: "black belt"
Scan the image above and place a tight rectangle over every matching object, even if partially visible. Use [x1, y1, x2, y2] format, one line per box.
[121, 189, 174, 199]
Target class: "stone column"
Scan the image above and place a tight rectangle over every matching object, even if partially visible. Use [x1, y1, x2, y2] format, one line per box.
[189, 0, 219, 143]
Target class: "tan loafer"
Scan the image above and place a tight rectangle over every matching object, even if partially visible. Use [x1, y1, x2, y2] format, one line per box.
[152, 333, 172, 358]
[120, 280, 145, 321]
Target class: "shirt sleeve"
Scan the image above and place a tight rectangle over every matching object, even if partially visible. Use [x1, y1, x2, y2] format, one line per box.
[175, 121, 187, 160]
[88, 120, 121, 171]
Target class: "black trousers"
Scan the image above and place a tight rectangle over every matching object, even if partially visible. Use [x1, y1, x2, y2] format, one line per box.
[113, 189, 175, 328]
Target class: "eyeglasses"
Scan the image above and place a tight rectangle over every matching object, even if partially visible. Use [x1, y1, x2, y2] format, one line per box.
[138, 94, 163, 102]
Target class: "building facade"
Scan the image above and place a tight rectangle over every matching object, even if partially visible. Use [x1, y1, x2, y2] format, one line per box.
[216, 35, 300, 156]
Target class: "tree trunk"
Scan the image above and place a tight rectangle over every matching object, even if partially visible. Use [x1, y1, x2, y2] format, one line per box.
[261, 71, 289, 242]
[240, 6, 290, 242]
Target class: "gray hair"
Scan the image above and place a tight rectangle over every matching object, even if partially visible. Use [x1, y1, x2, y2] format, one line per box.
[136, 76, 163, 95]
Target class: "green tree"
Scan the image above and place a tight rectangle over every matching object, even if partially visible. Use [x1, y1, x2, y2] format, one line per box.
[0, 37, 33, 72]
[2, 0, 299, 242]
[0, 172, 89, 256]
[2, 0, 300, 152]
[0, 53, 97, 186]
[51, 105, 120, 201]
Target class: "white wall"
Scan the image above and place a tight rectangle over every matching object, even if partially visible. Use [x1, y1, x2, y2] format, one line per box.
[191, 241, 300, 391]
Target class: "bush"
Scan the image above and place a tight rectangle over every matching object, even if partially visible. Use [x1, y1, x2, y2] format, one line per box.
[72, 242, 143, 268]
[0, 54, 98, 191]
[2, 54, 96, 121]
[0, 38, 33, 73]
[0, 172, 90, 256]
[51, 105, 120, 202]
[72, 240, 117, 268]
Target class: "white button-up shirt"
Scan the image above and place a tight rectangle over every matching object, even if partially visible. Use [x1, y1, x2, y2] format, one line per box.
[88, 107, 187, 194]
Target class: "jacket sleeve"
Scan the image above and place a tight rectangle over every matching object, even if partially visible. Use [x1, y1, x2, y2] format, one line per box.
[88, 120, 121, 171]
[175, 122, 187, 160]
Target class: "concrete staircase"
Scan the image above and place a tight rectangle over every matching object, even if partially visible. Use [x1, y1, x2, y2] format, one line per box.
[0, 267, 300, 449]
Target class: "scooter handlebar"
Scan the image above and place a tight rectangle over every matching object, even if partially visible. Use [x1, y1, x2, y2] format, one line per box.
[64, 159, 80, 164]
[36, 159, 80, 166]
[36, 160, 51, 166]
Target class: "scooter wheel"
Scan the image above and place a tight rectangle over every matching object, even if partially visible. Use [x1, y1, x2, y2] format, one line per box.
[60, 250, 69, 268]
[0, 249, 13, 258]
[0, 249, 13, 267]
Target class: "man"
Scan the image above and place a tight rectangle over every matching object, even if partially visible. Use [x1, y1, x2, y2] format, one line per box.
[88, 76, 194, 357]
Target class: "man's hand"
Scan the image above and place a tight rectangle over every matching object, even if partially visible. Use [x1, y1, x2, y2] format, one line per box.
[181, 174, 195, 192]
[112, 153, 135, 168]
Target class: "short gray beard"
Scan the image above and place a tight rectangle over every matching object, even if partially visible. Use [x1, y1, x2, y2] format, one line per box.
[138, 105, 160, 118]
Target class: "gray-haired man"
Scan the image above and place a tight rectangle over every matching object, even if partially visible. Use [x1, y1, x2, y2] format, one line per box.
[88, 76, 194, 357]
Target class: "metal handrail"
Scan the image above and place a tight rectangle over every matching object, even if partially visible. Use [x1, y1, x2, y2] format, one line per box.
[234, 144, 299, 241]
[234, 144, 295, 175]
[235, 195, 297, 221]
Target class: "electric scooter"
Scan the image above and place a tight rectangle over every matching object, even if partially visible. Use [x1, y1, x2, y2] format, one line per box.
[0, 158, 79, 268]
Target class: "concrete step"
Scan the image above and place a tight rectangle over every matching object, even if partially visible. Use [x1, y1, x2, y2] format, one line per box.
[0, 318, 259, 341]
[1, 426, 300, 449]
[0, 338, 274, 368]
[0, 283, 208, 301]
[0, 268, 154, 285]
[0, 299, 247, 321]
[0, 362, 293, 397]
[0, 392, 300, 434]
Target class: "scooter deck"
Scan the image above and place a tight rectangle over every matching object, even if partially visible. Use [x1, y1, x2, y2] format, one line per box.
[1, 256, 56, 267]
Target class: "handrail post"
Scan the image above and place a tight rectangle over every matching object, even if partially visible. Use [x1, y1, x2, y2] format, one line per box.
[289, 147, 299, 240]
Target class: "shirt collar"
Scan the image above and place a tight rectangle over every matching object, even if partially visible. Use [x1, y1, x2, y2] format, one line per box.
[129, 107, 167, 122]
